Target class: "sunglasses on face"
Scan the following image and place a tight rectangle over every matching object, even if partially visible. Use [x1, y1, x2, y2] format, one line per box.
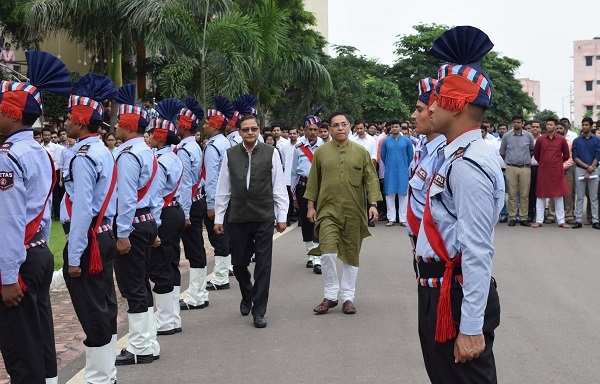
[240, 127, 259, 133]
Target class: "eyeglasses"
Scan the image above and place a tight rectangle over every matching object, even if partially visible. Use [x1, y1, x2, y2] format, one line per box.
[332, 122, 349, 129]
[240, 127, 259, 133]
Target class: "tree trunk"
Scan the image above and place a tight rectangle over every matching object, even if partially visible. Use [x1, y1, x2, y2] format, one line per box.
[136, 39, 146, 100]
[108, 39, 123, 87]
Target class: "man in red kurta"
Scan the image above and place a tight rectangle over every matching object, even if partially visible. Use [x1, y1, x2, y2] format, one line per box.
[532, 118, 571, 228]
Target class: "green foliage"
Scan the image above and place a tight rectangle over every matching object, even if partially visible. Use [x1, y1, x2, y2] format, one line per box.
[390, 23, 536, 125]
[0, 0, 44, 48]
[533, 109, 559, 123]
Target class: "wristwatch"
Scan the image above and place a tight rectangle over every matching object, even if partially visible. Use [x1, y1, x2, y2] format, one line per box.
[369, 203, 377, 208]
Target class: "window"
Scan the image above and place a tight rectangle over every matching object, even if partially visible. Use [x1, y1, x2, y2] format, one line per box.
[597, 80, 600, 85]
[585, 105, 594, 113]
[596, 56, 600, 60]
[585, 80, 593, 91]
[585, 56, 593, 66]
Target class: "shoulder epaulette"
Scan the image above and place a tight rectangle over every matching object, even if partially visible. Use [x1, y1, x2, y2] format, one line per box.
[121, 145, 133, 153]
[77, 144, 91, 155]
[0, 142, 14, 154]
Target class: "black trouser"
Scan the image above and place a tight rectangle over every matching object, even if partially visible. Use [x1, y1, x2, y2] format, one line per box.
[418, 276, 500, 384]
[199, 198, 230, 258]
[230, 221, 273, 317]
[149, 205, 185, 294]
[181, 200, 207, 268]
[287, 186, 296, 223]
[295, 182, 314, 242]
[378, 178, 386, 219]
[63, 230, 118, 347]
[528, 165, 538, 221]
[0, 240, 57, 384]
[114, 209, 158, 313]
[51, 171, 64, 219]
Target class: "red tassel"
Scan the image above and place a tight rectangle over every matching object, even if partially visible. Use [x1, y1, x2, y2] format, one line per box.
[178, 115, 193, 130]
[153, 128, 168, 142]
[70, 105, 94, 126]
[208, 115, 225, 129]
[436, 95, 467, 112]
[0, 101, 24, 120]
[118, 113, 140, 132]
[87, 229, 103, 275]
[434, 258, 460, 343]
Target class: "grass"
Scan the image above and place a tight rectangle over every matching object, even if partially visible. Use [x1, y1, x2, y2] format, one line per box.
[49, 220, 66, 270]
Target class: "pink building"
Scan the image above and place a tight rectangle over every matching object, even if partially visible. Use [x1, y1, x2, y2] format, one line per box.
[519, 78, 541, 110]
[573, 38, 600, 124]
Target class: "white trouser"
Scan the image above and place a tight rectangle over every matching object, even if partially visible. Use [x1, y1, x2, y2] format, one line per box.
[304, 242, 321, 265]
[211, 255, 231, 285]
[147, 306, 160, 357]
[110, 334, 117, 382]
[154, 292, 176, 332]
[537, 197, 565, 224]
[386, 194, 407, 223]
[45, 377, 58, 384]
[321, 253, 358, 302]
[126, 312, 153, 356]
[84, 341, 116, 384]
[172, 286, 182, 329]
[181, 267, 208, 305]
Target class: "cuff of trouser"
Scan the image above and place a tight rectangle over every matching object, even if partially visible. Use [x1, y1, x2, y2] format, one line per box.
[459, 315, 484, 336]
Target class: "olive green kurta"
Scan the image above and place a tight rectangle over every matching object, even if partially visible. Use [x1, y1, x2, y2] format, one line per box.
[304, 140, 382, 267]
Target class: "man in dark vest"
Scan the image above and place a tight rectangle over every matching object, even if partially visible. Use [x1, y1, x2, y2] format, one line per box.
[214, 113, 289, 328]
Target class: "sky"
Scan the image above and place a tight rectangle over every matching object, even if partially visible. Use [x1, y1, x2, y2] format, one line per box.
[327, 0, 600, 117]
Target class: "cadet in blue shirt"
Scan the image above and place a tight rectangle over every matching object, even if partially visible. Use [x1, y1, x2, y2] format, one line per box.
[113, 84, 160, 366]
[406, 77, 445, 261]
[290, 114, 323, 273]
[414, 27, 504, 383]
[0, 51, 70, 384]
[63, 73, 119, 382]
[176, 97, 210, 310]
[572, 116, 600, 229]
[146, 98, 186, 336]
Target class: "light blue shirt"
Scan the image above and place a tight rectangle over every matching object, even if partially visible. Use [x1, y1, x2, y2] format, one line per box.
[415, 129, 505, 335]
[0, 129, 53, 284]
[176, 136, 202, 220]
[59, 145, 76, 224]
[204, 133, 232, 210]
[151, 146, 183, 227]
[64, 135, 117, 267]
[114, 137, 157, 238]
[408, 134, 446, 230]
[290, 136, 323, 191]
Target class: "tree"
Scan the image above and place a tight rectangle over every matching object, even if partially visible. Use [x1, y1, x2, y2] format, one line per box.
[533, 109, 559, 123]
[390, 24, 536, 125]
[0, 0, 44, 48]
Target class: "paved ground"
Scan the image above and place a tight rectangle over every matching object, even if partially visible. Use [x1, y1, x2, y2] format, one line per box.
[89, 224, 599, 384]
[2, 224, 599, 383]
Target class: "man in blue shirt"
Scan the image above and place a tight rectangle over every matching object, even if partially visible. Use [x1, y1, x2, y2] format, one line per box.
[572, 117, 600, 229]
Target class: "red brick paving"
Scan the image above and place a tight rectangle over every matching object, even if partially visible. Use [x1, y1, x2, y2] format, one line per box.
[0, 239, 214, 383]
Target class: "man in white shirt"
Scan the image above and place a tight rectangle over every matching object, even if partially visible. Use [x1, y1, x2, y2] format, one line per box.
[350, 121, 377, 162]
[42, 127, 65, 219]
[283, 127, 300, 223]
[214, 114, 288, 328]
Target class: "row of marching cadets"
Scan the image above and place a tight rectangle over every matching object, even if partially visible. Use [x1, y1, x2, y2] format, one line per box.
[0, 48, 260, 383]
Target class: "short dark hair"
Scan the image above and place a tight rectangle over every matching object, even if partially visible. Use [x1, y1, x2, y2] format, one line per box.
[582, 117, 594, 126]
[530, 120, 540, 125]
[559, 117, 570, 124]
[33, 129, 41, 136]
[354, 120, 365, 127]
[239, 114, 258, 126]
[22, 113, 40, 127]
[511, 115, 523, 122]
[498, 123, 508, 129]
[319, 122, 329, 129]
[545, 117, 558, 124]
[329, 111, 350, 124]
[41, 126, 53, 134]
[387, 119, 401, 126]
[58, 128, 66, 134]
[400, 121, 410, 127]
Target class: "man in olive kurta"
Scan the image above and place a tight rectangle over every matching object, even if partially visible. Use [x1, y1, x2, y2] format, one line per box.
[305, 112, 382, 315]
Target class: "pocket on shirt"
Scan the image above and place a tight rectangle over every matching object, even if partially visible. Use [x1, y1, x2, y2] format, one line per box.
[349, 165, 363, 187]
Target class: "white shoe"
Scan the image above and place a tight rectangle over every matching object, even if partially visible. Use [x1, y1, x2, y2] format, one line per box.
[181, 268, 209, 306]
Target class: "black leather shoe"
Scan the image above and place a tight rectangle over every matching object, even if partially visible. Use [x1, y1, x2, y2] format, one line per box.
[306, 260, 313, 268]
[573, 222, 583, 229]
[592, 223, 600, 229]
[157, 327, 182, 336]
[253, 315, 267, 328]
[519, 221, 531, 227]
[508, 220, 516, 227]
[115, 349, 154, 366]
[179, 299, 209, 310]
[240, 300, 252, 316]
[206, 282, 230, 291]
[313, 264, 322, 275]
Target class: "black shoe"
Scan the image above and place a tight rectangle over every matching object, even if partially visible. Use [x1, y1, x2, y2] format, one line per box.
[229, 270, 235, 277]
[157, 327, 182, 336]
[179, 299, 209, 310]
[499, 216, 508, 223]
[572, 222, 583, 229]
[306, 260, 313, 268]
[593, 223, 600, 230]
[368, 220, 375, 227]
[115, 349, 154, 366]
[253, 315, 267, 328]
[313, 264, 322, 275]
[206, 282, 230, 291]
[508, 220, 516, 227]
[519, 221, 531, 227]
[240, 300, 252, 316]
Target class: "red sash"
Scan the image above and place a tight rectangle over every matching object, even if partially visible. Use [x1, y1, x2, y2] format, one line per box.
[87, 164, 118, 274]
[137, 156, 158, 202]
[422, 188, 461, 343]
[406, 188, 421, 236]
[299, 144, 314, 163]
[163, 174, 182, 207]
[3, 151, 55, 294]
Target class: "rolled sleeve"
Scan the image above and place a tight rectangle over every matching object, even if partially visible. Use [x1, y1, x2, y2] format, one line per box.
[67, 156, 96, 266]
[214, 152, 230, 225]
